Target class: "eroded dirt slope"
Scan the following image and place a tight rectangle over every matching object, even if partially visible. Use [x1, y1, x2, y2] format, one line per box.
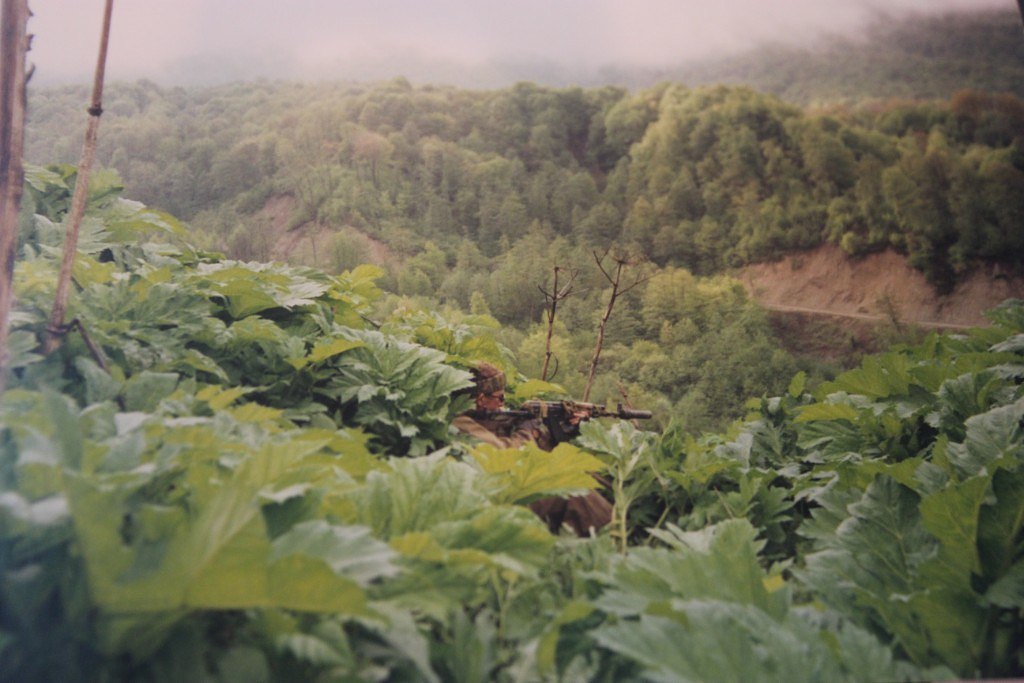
[738, 245, 1024, 328]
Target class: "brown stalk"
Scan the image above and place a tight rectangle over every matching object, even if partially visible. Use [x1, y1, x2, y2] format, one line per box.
[0, 0, 30, 392]
[44, 0, 114, 353]
[538, 264, 577, 381]
[582, 248, 649, 402]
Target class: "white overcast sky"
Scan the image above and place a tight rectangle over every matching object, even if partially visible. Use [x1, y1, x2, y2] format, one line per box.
[27, 0, 1015, 84]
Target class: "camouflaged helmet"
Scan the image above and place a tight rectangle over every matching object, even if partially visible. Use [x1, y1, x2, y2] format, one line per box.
[472, 361, 506, 396]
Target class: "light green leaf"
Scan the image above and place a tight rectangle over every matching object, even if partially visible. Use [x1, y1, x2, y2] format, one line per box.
[75, 357, 122, 404]
[468, 442, 605, 504]
[592, 607, 821, 683]
[343, 454, 486, 537]
[919, 475, 988, 579]
[599, 520, 784, 619]
[267, 554, 367, 613]
[274, 633, 351, 668]
[196, 385, 252, 411]
[270, 520, 400, 586]
[817, 353, 914, 399]
[946, 398, 1024, 478]
[788, 371, 807, 398]
[431, 505, 554, 575]
[286, 338, 364, 370]
[978, 468, 1024, 585]
[795, 402, 859, 423]
[123, 372, 179, 412]
[106, 208, 187, 241]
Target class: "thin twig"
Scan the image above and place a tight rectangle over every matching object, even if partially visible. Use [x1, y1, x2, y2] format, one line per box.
[538, 265, 576, 381]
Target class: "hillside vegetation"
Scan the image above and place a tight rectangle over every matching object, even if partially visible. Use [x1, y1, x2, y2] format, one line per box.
[27, 75, 1024, 300]
[6, 7, 1024, 681]
[23, 9, 1024, 432]
[2, 176, 1024, 681]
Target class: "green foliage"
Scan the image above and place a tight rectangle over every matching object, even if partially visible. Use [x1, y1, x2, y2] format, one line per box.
[13, 51, 1024, 679]
[316, 328, 473, 456]
[589, 520, 944, 683]
[577, 420, 664, 549]
[467, 442, 606, 505]
[631, 300, 1024, 679]
[28, 53, 1024, 300]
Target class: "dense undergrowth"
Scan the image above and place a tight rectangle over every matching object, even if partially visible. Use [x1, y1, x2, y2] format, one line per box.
[1, 171, 1023, 681]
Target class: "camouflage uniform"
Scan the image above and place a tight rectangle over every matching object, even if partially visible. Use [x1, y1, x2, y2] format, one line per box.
[454, 363, 612, 537]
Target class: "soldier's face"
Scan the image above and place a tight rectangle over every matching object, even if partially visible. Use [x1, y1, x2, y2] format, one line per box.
[476, 390, 504, 411]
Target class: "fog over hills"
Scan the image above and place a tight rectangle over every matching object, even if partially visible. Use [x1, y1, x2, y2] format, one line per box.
[28, 0, 1016, 89]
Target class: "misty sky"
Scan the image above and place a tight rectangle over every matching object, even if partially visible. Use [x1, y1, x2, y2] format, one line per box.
[28, 0, 1014, 85]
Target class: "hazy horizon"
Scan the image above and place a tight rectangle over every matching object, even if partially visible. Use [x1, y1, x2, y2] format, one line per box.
[27, 0, 1017, 88]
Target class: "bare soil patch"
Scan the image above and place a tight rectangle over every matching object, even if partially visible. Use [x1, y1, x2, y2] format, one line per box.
[256, 195, 396, 271]
[738, 244, 1024, 328]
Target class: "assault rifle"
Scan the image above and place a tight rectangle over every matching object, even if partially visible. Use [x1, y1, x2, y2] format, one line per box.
[487, 399, 652, 444]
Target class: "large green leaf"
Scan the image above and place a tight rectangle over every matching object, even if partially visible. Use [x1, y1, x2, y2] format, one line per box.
[592, 603, 933, 683]
[339, 454, 486, 538]
[467, 442, 605, 504]
[322, 329, 473, 455]
[430, 505, 555, 575]
[816, 353, 915, 400]
[597, 520, 786, 619]
[64, 426, 372, 620]
[984, 559, 1024, 608]
[918, 475, 988, 580]
[286, 338, 364, 370]
[978, 468, 1024, 587]
[796, 476, 938, 660]
[269, 520, 400, 587]
[193, 261, 331, 319]
[945, 398, 1024, 478]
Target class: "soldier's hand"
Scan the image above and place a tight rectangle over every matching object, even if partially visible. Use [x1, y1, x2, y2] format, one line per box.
[567, 408, 590, 426]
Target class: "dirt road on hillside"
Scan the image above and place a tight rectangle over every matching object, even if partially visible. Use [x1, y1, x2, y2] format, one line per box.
[760, 302, 976, 330]
[739, 245, 1024, 329]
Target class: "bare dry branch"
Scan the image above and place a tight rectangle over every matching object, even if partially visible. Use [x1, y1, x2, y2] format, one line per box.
[582, 248, 650, 401]
[540, 264, 577, 381]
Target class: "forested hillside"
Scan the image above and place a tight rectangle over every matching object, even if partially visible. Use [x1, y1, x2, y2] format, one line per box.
[27, 71, 1024, 299]
[23, 8, 1024, 431]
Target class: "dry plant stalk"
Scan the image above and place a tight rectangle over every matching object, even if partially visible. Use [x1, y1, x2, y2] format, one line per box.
[538, 265, 577, 381]
[45, 0, 114, 352]
[0, 0, 30, 391]
[582, 248, 649, 402]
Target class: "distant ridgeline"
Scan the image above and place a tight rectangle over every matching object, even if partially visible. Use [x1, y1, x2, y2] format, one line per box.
[665, 8, 1024, 105]
[25, 8, 1024, 304]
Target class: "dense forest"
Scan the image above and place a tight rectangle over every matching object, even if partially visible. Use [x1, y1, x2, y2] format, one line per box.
[27, 75, 1024, 295]
[23, 9, 1024, 431]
